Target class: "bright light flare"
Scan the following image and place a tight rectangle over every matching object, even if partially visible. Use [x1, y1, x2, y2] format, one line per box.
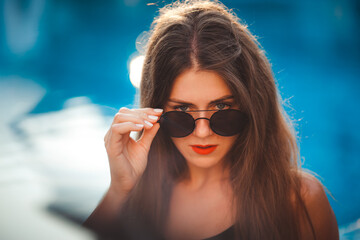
[129, 55, 145, 88]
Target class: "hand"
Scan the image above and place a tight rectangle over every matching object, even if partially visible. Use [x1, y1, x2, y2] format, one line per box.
[104, 107, 163, 195]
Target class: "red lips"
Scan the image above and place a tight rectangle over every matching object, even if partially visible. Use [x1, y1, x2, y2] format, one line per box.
[191, 145, 217, 155]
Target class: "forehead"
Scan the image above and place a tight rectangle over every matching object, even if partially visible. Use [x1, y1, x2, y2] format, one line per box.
[169, 69, 232, 102]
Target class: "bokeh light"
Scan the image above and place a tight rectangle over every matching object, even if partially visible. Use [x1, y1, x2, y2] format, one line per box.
[129, 55, 145, 89]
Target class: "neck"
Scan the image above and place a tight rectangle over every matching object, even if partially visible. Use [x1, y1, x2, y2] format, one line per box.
[181, 161, 230, 191]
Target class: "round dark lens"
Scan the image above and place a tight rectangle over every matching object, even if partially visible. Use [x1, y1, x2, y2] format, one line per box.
[160, 111, 195, 138]
[210, 110, 247, 136]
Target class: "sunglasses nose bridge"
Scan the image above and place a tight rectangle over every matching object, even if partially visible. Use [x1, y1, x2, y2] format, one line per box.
[193, 109, 213, 118]
[193, 117, 213, 137]
[193, 117, 210, 124]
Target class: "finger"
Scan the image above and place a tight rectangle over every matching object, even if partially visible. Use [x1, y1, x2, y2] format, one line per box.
[119, 107, 163, 116]
[112, 112, 150, 125]
[135, 109, 163, 129]
[135, 108, 164, 116]
[104, 129, 110, 144]
[106, 122, 144, 153]
[131, 108, 163, 123]
[108, 122, 144, 144]
[137, 123, 161, 150]
[113, 109, 163, 125]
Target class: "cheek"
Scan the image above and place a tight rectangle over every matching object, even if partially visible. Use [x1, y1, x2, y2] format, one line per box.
[171, 138, 195, 158]
[171, 138, 187, 150]
[221, 136, 237, 150]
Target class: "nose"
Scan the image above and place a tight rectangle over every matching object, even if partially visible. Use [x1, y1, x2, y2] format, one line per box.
[193, 118, 213, 138]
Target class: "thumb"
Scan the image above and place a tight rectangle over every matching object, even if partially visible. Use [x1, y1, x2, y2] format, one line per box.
[138, 123, 160, 150]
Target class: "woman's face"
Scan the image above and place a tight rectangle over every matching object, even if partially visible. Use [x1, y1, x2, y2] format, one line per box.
[164, 68, 238, 169]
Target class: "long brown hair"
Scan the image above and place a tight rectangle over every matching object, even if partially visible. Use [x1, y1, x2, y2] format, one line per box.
[118, 1, 315, 239]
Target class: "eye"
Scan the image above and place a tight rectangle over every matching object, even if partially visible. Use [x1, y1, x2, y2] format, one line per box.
[174, 105, 189, 112]
[216, 102, 231, 110]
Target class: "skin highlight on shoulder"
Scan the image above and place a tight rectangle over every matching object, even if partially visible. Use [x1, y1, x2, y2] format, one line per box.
[298, 172, 339, 240]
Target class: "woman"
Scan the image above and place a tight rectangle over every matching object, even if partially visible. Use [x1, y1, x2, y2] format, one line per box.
[84, 1, 339, 239]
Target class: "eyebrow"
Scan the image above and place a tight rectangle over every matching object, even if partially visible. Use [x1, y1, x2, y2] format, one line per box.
[168, 95, 234, 106]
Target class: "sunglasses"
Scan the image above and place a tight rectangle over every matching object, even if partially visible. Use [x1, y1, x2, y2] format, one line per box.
[158, 109, 248, 138]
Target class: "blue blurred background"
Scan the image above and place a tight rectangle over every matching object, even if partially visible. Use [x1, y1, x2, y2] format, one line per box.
[0, 0, 359, 239]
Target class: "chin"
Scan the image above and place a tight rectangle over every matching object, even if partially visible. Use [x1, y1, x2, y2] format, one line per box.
[182, 152, 226, 169]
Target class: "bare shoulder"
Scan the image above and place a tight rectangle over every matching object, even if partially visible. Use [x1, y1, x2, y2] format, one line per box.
[298, 172, 339, 240]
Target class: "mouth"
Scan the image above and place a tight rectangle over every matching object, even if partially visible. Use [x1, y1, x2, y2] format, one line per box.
[191, 145, 218, 155]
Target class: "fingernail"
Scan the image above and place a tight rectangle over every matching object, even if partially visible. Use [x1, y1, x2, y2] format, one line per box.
[148, 115, 158, 120]
[144, 120, 153, 127]
[135, 124, 144, 128]
[154, 108, 163, 113]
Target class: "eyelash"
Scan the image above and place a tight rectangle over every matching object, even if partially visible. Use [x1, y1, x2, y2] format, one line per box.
[173, 102, 232, 111]
[215, 102, 232, 110]
[173, 105, 189, 112]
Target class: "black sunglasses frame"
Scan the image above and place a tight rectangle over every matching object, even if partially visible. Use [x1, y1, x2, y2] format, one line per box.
[157, 109, 247, 138]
